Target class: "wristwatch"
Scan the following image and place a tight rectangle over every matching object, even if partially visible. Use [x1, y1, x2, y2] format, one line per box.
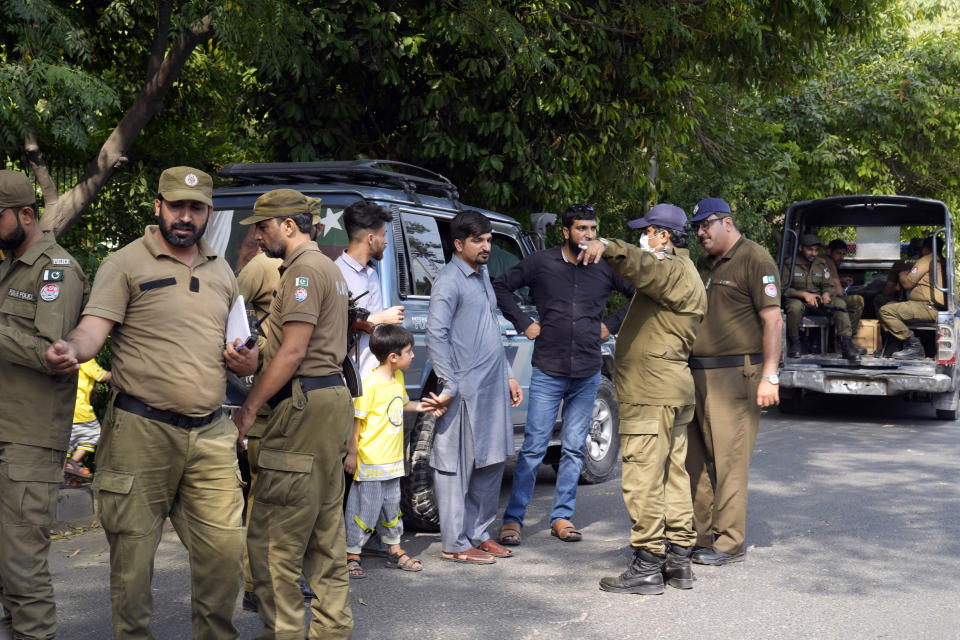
[761, 374, 780, 385]
[598, 237, 609, 247]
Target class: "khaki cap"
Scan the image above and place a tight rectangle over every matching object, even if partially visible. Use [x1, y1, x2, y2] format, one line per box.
[0, 170, 36, 209]
[158, 166, 213, 206]
[240, 189, 322, 225]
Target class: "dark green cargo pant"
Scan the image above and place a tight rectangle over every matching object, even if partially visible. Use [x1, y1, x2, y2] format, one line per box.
[0, 443, 63, 640]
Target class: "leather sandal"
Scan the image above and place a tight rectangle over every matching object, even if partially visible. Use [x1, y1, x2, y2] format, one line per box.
[477, 538, 513, 558]
[440, 547, 496, 564]
[498, 523, 522, 546]
[550, 519, 583, 542]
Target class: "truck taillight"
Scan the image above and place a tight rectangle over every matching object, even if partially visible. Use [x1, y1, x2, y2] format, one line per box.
[938, 322, 956, 365]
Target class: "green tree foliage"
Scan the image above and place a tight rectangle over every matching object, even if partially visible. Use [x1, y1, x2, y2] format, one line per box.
[245, 0, 886, 223]
[665, 0, 960, 251]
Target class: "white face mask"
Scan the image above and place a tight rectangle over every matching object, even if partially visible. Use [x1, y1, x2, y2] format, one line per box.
[639, 232, 654, 252]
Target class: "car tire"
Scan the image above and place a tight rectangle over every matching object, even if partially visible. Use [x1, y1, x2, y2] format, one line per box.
[936, 408, 957, 420]
[579, 376, 620, 485]
[778, 389, 802, 414]
[400, 411, 441, 532]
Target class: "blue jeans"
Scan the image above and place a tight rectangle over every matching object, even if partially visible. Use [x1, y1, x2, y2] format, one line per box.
[503, 368, 601, 526]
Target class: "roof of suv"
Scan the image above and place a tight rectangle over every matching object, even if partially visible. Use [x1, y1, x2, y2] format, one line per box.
[786, 194, 951, 227]
[214, 160, 521, 226]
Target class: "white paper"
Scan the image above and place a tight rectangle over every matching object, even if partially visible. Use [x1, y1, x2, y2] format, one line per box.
[226, 295, 252, 345]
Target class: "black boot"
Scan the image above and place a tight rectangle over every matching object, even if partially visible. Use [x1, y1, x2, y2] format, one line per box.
[839, 336, 861, 363]
[663, 544, 694, 590]
[599, 549, 665, 595]
[893, 336, 924, 360]
[787, 335, 803, 358]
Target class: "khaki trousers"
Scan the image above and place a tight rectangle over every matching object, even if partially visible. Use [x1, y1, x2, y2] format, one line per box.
[0, 443, 63, 640]
[784, 296, 851, 337]
[686, 362, 762, 554]
[248, 383, 354, 640]
[243, 426, 264, 593]
[878, 300, 938, 340]
[619, 404, 696, 554]
[93, 406, 244, 640]
[843, 294, 864, 334]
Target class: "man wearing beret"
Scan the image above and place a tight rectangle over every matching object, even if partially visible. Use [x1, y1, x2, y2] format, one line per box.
[0, 170, 86, 639]
[232, 189, 355, 639]
[684, 198, 782, 566]
[579, 204, 706, 594]
[782, 233, 860, 362]
[46, 166, 257, 639]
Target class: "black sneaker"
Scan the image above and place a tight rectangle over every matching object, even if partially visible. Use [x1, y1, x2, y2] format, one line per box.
[691, 546, 745, 566]
[241, 591, 258, 613]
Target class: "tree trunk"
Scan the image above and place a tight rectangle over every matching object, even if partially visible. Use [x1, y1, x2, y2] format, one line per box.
[40, 14, 213, 239]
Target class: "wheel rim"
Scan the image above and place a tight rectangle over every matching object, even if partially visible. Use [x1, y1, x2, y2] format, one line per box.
[586, 397, 614, 462]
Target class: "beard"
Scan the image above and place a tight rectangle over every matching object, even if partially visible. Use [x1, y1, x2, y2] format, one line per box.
[262, 241, 286, 259]
[567, 236, 584, 256]
[159, 216, 207, 248]
[0, 218, 26, 251]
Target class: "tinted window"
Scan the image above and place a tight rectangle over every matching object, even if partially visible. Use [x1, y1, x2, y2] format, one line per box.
[401, 212, 446, 296]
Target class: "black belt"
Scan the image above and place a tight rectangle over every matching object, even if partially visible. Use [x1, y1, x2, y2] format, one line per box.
[688, 353, 763, 369]
[267, 374, 344, 409]
[114, 392, 222, 429]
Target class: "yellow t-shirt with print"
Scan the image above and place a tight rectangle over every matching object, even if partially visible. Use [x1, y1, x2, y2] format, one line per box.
[74, 359, 108, 424]
[353, 369, 409, 481]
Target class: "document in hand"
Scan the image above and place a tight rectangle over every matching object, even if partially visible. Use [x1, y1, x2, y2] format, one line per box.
[226, 295, 252, 345]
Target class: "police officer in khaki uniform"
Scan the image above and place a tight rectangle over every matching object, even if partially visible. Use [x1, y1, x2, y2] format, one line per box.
[684, 198, 782, 566]
[878, 237, 945, 359]
[824, 239, 865, 336]
[0, 170, 86, 640]
[236, 248, 282, 611]
[232, 189, 354, 640]
[873, 238, 922, 316]
[782, 234, 860, 362]
[46, 166, 258, 639]
[579, 204, 706, 595]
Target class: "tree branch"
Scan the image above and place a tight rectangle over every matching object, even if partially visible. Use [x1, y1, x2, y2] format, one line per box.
[43, 14, 213, 237]
[147, 0, 175, 82]
[24, 124, 59, 210]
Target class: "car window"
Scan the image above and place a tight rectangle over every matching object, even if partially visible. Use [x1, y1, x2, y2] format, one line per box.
[401, 212, 446, 296]
[489, 233, 530, 303]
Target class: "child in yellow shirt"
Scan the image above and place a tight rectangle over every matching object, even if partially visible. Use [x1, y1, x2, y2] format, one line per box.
[344, 325, 444, 577]
[64, 358, 111, 479]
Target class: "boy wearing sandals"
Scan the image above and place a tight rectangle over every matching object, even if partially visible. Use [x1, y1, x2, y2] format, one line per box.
[344, 325, 445, 576]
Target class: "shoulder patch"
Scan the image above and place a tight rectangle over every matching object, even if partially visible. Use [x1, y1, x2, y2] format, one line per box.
[762, 275, 775, 284]
[295, 276, 309, 287]
[42, 269, 64, 282]
[51, 258, 71, 265]
[39, 283, 60, 302]
[294, 286, 308, 302]
[764, 283, 778, 297]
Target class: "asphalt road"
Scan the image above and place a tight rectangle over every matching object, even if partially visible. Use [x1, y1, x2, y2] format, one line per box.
[20, 394, 960, 639]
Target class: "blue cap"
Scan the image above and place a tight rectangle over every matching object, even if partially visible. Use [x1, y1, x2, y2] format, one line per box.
[689, 197, 732, 223]
[627, 203, 688, 232]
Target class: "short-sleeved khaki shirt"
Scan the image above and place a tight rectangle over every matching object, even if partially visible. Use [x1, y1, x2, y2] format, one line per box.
[236, 251, 282, 341]
[83, 226, 239, 416]
[0, 232, 87, 450]
[905, 253, 946, 307]
[693, 236, 780, 357]
[782, 255, 833, 297]
[262, 241, 348, 377]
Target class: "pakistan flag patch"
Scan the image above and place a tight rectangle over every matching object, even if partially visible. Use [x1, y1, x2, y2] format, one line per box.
[295, 276, 309, 287]
[42, 269, 64, 282]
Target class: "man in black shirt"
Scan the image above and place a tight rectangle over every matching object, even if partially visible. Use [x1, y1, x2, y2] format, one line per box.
[493, 204, 633, 545]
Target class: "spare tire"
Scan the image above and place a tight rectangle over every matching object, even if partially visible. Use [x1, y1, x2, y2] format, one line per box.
[400, 411, 441, 531]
